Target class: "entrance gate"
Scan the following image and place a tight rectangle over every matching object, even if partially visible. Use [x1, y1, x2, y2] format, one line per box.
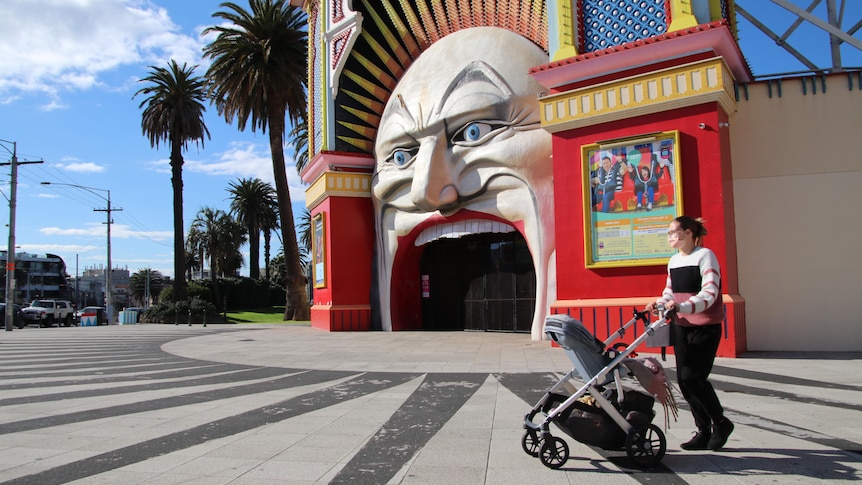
[419, 232, 535, 332]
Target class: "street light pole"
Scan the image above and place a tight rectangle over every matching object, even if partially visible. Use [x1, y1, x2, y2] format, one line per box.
[2, 139, 43, 331]
[40, 182, 120, 325]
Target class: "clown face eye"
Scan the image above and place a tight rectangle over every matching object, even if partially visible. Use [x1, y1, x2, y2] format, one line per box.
[452, 121, 503, 146]
[388, 148, 417, 167]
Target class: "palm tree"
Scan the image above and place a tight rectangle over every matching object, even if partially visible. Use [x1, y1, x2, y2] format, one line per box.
[186, 207, 243, 310]
[184, 249, 200, 282]
[129, 268, 165, 307]
[215, 216, 247, 277]
[298, 208, 312, 254]
[288, 116, 309, 173]
[260, 201, 279, 281]
[135, 60, 210, 302]
[227, 178, 277, 280]
[203, 0, 310, 321]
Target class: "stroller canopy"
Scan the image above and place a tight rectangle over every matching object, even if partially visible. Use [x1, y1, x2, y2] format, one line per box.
[545, 314, 604, 353]
[545, 314, 611, 382]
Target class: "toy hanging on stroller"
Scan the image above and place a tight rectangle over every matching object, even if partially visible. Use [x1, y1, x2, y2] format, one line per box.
[522, 308, 678, 469]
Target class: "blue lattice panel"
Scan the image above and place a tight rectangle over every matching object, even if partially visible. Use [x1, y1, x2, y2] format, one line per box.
[581, 0, 668, 53]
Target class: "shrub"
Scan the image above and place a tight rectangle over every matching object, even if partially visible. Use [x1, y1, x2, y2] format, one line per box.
[144, 296, 218, 324]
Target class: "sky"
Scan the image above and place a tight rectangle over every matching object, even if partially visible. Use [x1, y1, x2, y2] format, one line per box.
[0, 0, 860, 280]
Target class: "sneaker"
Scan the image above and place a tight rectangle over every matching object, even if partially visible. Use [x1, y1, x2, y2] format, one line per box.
[647, 202, 653, 211]
[707, 418, 734, 450]
[637, 203, 642, 210]
[681, 429, 711, 450]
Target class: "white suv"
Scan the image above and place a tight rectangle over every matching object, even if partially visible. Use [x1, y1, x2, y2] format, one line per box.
[21, 299, 75, 327]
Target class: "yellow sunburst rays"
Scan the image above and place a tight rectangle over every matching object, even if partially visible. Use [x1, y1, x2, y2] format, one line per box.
[456, 0, 471, 31]
[335, 0, 548, 153]
[431, 2, 452, 38]
[414, 1, 441, 43]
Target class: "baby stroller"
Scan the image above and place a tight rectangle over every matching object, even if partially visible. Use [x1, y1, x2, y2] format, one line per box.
[522, 309, 677, 469]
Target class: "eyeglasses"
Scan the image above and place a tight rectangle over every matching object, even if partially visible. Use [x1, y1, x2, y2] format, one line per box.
[667, 229, 685, 237]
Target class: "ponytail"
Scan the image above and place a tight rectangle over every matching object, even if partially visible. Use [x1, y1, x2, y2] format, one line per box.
[674, 215, 707, 244]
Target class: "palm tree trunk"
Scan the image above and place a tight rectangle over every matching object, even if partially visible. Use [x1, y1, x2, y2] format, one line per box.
[267, 105, 309, 321]
[170, 140, 188, 302]
[209, 253, 223, 313]
[248, 217, 261, 279]
[263, 229, 271, 281]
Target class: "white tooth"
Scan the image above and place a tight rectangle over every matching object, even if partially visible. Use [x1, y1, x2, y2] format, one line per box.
[414, 219, 515, 246]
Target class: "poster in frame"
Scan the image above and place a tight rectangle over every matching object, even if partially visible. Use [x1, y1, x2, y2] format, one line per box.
[313, 212, 326, 288]
[582, 131, 684, 268]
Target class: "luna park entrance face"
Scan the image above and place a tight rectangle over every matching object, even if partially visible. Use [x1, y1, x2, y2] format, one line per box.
[419, 232, 535, 332]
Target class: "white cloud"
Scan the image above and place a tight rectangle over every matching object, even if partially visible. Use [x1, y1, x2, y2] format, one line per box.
[183, 142, 308, 203]
[60, 162, 105, 173]
[19, 243, 100, 254]
[0, 0, 206, 101]
[40, 223, 171, 241]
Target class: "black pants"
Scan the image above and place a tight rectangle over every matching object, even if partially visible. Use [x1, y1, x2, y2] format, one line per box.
[673, 324, 724, 430]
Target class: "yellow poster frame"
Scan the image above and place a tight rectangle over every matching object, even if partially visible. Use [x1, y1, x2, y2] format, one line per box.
[582, 131, 684, 268]
[312, 212, 327, 288]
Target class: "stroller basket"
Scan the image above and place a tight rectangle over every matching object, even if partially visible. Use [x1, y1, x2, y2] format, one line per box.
[544, 389, 656, 450]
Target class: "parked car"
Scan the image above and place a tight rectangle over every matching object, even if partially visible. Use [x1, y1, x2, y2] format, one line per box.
[21, 299, 75, 327]
[76, 306, 107, 326]
[0, 303, 25, 329]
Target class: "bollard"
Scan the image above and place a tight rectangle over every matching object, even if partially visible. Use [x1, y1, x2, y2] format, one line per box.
[174, 309, 179, 326]
[202, 310, 207, 327]
[188, 309, 192, 326]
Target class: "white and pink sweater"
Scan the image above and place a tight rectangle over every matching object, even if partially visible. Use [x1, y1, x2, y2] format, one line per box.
[657, 246, 724, 327]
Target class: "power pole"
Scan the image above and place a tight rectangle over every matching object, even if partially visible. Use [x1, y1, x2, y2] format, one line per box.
[1, 139, 43, 331]
[94, 192, 121, 325]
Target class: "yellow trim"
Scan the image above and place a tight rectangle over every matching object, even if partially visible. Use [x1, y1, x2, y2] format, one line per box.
[552, 0, 578, 61]
[539, 57, 737, 133]
[667, 0, 698, 32]
[306, 172, 373, 209]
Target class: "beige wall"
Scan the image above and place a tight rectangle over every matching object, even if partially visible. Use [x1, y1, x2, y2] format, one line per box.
[730, 74, 862, 351]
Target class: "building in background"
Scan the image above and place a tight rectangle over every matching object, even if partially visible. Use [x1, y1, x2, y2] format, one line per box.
[71, 266, 130, 311]
[0, 252, 72, 304]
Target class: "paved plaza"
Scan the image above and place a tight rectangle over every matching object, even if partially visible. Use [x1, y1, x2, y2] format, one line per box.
[0, 324, 860, 484]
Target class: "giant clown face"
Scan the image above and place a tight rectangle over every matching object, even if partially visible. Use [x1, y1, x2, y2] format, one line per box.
[371, 27, 554, 339]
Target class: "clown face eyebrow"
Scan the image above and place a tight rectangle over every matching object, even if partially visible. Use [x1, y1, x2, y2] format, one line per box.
[435, 61, 514, 116]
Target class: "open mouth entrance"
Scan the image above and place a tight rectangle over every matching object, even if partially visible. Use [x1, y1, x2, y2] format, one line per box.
[418, 231, 535, 332]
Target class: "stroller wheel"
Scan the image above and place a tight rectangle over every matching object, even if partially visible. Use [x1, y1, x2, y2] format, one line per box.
[539, 436, 569, 469]
[625, 424, 667, 467]
[521, 429, 542, 457]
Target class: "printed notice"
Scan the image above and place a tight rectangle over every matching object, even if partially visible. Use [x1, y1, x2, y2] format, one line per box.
[596, 221, 633, 257]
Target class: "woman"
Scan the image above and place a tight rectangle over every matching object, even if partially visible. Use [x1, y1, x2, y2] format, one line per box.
[646, 216, 734, 451]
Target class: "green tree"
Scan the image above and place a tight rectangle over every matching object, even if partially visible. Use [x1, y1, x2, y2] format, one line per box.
[298, 208, 311, 254]
[288, 115, 309, 173]
[188, 208, 221, 284]
[260, 200, 279, 281]
[135, 60, 210, 303]
[189, 208, 247, 278]
[216, 217, 247, 277]
[203, 0, 310, 321]
[184, 249, 200, 282]
[227, 178, 277, 280]
[129, 268, 165, 306]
